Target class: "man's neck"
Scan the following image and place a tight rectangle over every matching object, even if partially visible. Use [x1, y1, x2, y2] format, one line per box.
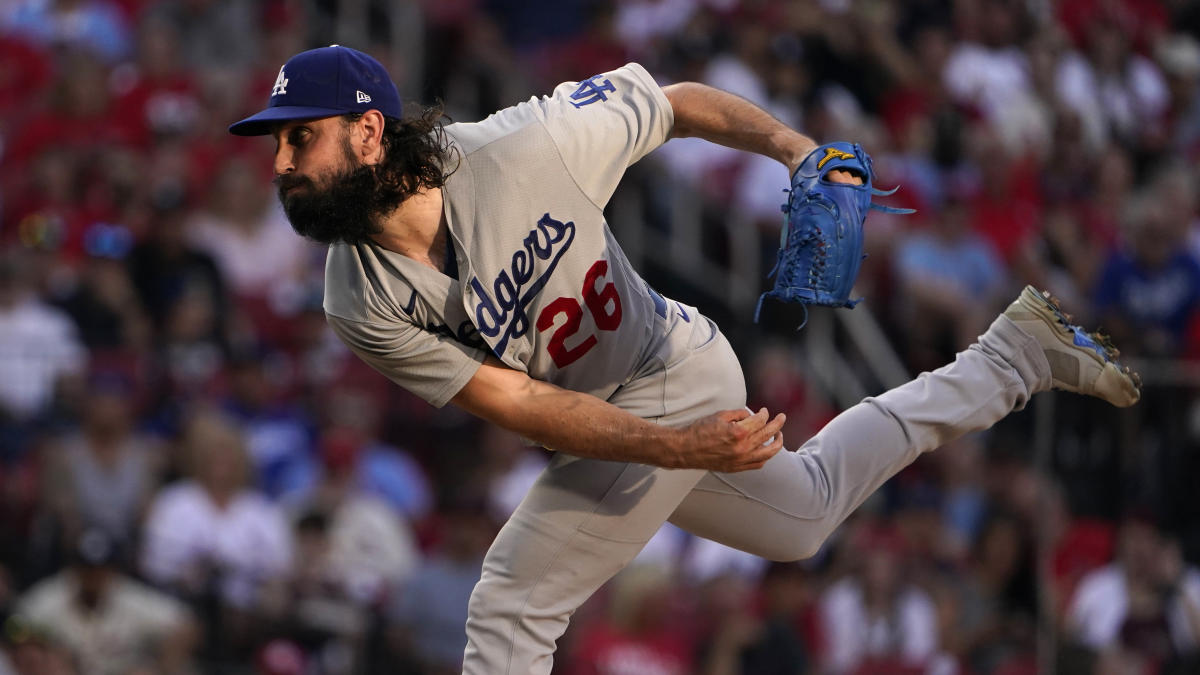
[369, 187, 448, 272]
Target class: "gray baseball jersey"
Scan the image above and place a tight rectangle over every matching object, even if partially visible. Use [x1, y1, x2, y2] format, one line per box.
[324, 63, 701, 410]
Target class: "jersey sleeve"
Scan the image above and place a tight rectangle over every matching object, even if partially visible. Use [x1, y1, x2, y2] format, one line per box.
[326, 313, 487, 408]
[538, 62, 674, 207]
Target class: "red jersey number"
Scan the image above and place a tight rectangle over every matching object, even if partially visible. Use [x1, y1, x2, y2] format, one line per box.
[536, 259, 624, 368]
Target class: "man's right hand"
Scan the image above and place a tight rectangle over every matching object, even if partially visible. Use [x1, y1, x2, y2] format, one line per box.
[672, 408, 786, 473]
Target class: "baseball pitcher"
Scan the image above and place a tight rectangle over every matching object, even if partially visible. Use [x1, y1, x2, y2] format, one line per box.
[230, 46, 1140, 674]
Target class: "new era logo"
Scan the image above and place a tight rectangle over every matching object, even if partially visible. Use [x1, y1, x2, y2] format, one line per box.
[356, 90, 371, 103]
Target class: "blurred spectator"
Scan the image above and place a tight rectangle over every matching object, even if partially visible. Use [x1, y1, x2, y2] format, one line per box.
[943, 512, 1037, 675]
[288, 427, 420, 608]
[1055, 9, 1170, 152]
[135, 198, 232, 399]
[42, 373, 161, 549]
[320, 384, 435, 521]
[222, 354, 316, 498]
[894, 192, 1006, 365]
[0, 35, 53, 126]
[566, 562, 693, 675]
[614, 0, 703, 57]
[142, 0, 258, 72]
[942, 0, 1041, 146]
[2, 50, 126, 245]
[0, 254, 85, 423]
[540, 1, 628, 88]
[1076, 144, 1136, 254]
[15, 528, 198, 675]
[127, 196, 229, 344]
[184, 156, 316, 310]
[0, 618, 81, 675]
[934, 436, 988, 565]
[1, 0, 132, 64]
[746, 344, 836, 445]
[387, 502, 496, 675]
[140, 410, 292, 612]
[1157, 34, 1200, 158]
[964, 127, 1044, 266]
[699, 562, 815, 675]
[1022, 201, 1105, 321]
[53, 228, 150, 352]
[109, 15, 202, 150]
[1067, 515, 1200, 673]
[280, 511, 369, 674]
[1093, 170, 1200, 357]
[818, 521, 942, 674]
[1041, 482, 1116, 617]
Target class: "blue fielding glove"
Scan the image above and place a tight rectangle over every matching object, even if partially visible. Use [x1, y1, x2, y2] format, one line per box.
[755, 142, 913, 326]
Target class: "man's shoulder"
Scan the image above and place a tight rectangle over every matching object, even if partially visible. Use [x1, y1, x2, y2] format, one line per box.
[444, 99, 549, 157]
[444, 62, 659, 156]
[323, 242, 372, 321]
[323, 242, 417, 325]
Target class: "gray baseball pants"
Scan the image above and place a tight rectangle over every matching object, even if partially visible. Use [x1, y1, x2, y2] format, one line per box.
[462, 311, 1051, 674]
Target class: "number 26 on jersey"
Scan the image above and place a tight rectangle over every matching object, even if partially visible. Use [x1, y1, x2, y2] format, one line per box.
[536, 259, 622, 368]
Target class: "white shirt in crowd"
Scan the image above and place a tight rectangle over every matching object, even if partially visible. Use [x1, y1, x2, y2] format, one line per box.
[16, 572, 191, 675]
[819, 577, 939, 674]
[186, 201, 316, 299]
[1068, 563, 1200, 652]
[141, 481, 293, 608]
[0, 297, 85, 420]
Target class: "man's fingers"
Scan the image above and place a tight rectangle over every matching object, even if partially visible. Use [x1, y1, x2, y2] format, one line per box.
[730, 432, 785, 473]
[746, 413, 786, 447]
[827, 169, 864, 185]
[732, 407, 768, 435]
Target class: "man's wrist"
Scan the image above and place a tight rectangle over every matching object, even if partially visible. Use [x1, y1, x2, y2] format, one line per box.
[653, 426, 687, 469]
[779, 132, 818, 175]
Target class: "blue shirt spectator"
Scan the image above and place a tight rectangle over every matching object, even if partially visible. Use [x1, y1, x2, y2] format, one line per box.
[1094, 249, 1200, 353]
[2, 0, 131, 63]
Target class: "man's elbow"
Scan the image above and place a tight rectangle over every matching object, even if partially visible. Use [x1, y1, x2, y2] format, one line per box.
[662, 82, 705, 138]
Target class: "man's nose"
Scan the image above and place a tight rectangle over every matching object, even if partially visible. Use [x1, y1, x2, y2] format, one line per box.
[274, 146, 295, 177]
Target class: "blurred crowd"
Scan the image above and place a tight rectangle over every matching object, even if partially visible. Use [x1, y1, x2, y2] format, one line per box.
[2, 0, 1200, 674]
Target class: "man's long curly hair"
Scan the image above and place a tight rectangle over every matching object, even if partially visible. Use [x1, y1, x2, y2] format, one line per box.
[343, 103, 457, 206]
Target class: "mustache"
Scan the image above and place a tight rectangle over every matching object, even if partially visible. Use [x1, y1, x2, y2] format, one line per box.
[274, 174, 314, 192]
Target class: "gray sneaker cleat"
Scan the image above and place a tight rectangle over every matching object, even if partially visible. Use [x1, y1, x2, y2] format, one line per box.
[1003, 285, 1141, 407]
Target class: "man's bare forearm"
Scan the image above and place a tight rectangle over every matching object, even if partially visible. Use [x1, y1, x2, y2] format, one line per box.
[663, 82, 817, 173]
[490, 380, 687, 467]
[450, 357, 784, 472]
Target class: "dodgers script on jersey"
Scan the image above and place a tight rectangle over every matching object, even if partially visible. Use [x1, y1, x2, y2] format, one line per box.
[323, 64, 709, 410]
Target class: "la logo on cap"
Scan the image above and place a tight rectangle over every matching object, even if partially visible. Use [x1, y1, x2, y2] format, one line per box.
[356, 90, 371, 103]
[272, 66, 288, 96]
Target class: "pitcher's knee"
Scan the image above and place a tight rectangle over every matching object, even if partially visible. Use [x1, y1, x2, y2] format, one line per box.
[748, 525, 831, 561]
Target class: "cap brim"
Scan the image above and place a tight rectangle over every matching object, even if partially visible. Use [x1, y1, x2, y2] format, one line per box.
[228, 105, 348, 136]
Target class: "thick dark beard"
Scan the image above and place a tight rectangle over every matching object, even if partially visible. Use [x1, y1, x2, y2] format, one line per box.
[276, 146, 395, 245]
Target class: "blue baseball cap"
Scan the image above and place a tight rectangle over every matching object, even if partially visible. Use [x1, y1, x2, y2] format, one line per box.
[229, 45, 403, 136]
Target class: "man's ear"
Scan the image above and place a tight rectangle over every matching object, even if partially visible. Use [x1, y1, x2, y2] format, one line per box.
[356, 109, 387, 165]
